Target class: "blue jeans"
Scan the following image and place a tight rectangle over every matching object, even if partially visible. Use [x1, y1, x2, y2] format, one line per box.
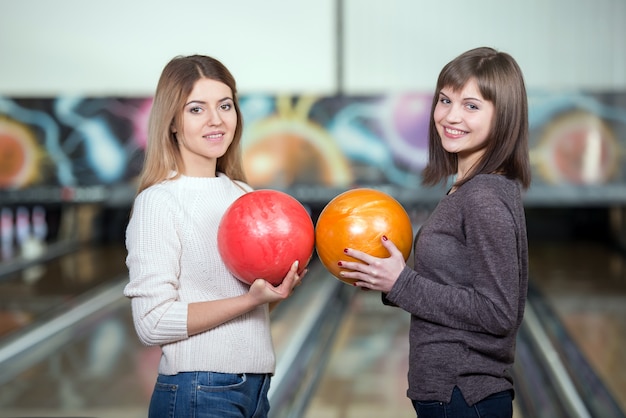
[412, 386, 513, 418]
[148, 372, 271, 418]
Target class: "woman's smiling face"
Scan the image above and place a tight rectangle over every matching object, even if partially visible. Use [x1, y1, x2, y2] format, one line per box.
[174, 77, 238, 177]
[434, 78, 495, 176]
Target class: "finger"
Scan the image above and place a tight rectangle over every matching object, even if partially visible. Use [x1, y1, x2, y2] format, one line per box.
[341, 259, 380, 280]
[353, 278, 373, 291]
[295, 268, 308, 287]
[284, 260, 300, 281]
[337, 260, 369, 276]
[294, 278, 302, 288]
[277, 275, 295, 292]
[381, 235, 400, 254]
[253, 278, 269, 290]
[277, 260, 301, 290]
[343, 247, 377, 265]
[339, 267, 371, 286]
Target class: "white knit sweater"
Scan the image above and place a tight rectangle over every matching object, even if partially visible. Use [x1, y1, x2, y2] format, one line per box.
[124, 173, 275, 375]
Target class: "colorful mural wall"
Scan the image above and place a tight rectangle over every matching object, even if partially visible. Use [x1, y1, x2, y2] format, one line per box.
[1, 91, 625, 206]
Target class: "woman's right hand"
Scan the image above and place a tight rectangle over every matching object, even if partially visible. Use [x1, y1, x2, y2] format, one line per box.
[188, 260, 306, 335]
[248, 260, 306, 305]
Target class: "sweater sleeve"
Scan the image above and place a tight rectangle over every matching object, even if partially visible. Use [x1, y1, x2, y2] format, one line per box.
[387, 186, 521, 337]
[124, 188, 189, 346]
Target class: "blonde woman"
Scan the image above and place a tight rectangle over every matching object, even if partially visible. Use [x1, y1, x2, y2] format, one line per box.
[124, 55, 304, 418]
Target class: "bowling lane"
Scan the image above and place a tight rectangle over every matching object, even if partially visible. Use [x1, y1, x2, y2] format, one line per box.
[302, 240, 626, 417]
[528, 240, 626, 414]
[303, 288, 416, 418]
[0, 278, 161, 418]
[0, 242, 128, 339]
[301, 287, 533, 418]
[3, 210, 625, 417]
[0, 258, 340, 418]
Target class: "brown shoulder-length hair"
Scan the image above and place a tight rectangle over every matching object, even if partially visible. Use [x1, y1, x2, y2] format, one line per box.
[136, 55, 247, 195]
[421, 47, 531, 190]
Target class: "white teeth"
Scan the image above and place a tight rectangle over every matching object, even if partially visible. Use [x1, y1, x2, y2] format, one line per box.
[446, 128, 466, 135]
[205, 133, 223, 139]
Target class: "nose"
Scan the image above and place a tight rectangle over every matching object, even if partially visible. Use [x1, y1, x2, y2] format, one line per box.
[444, 104, 462, 123]
[206, 108, 222, 126]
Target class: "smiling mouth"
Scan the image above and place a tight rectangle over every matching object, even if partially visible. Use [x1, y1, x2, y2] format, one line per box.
[204, 133, 224, 140]
[445, 127, 468, 135]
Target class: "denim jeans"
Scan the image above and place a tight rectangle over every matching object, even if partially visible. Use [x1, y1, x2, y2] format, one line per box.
[412, 386, 513, 418]
[148, 371, 271, 418]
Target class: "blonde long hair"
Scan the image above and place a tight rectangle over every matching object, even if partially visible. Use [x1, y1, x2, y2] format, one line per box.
[136, 55, 247, 195]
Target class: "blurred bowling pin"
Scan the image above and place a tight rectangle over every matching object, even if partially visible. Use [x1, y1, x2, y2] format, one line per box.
[20, 206, 47, 284]
[32, 205, 48, 242]
[15, 206, 31, 247]
[1, 207, 14, 260]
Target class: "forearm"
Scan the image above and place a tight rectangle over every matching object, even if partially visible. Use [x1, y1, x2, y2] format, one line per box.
[389, 266, 518, 335]
[187, 293, 261, 336]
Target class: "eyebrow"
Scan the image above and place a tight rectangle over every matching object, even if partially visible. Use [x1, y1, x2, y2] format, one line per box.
[438, 91, 483, 102]
[184, 97, 233, 106]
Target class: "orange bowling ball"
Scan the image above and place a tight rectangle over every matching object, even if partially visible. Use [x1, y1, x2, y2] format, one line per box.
[315, 188, 413, 285]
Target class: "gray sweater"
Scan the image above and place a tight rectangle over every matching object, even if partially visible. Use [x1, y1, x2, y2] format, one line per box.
[386, 174, 528, 406]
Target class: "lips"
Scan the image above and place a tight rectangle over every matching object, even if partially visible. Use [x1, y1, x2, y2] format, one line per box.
[203, 132, 224, 140]
[445, 127, 468, 136]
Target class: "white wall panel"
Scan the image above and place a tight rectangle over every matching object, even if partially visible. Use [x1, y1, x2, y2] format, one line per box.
[343, 0, 626, 92]
[1, 0, 625, 95]
[0, 0, 336, 95]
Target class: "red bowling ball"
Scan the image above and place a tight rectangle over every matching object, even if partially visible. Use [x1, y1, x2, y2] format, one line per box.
[218, 190, 315, 286]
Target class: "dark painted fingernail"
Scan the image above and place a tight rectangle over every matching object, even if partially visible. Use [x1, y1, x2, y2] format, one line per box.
[337, 261, 343, 266]
[382, 235, 388, 241]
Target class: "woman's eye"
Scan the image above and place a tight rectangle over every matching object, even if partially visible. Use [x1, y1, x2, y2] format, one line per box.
[439, 97, 450, 104]
[466, 103, 479, 110]
[190, 106, 202, 114]
[220, 103, 232, 111]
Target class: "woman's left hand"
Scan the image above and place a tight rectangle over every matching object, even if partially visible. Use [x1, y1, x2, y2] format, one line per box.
[338, 235, 406, 293]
